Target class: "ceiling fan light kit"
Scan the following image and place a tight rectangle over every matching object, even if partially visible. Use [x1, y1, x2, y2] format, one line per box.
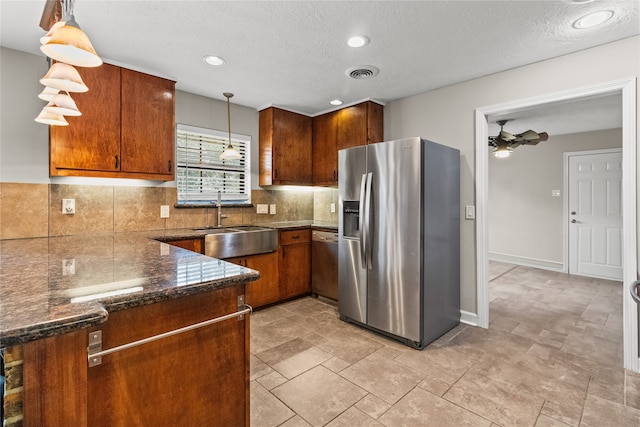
[488, 119, 549, 159]
[36, 0, 102, 126]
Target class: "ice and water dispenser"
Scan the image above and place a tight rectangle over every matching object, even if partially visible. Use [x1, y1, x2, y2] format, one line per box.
[343, 201, 359, 238]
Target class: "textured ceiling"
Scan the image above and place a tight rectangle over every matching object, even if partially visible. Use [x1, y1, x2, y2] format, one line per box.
[1, 1, 638, 133]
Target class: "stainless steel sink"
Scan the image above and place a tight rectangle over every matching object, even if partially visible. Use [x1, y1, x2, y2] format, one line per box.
[194, 226, 278, 258]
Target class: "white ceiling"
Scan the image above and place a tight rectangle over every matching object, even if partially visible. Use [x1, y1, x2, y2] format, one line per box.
[1, 1, 638, 134]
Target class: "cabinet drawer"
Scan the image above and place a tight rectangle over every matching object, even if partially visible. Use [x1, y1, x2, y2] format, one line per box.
[279, 229, 311, 245]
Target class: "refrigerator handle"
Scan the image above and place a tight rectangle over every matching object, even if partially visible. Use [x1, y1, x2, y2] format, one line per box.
[359, 173, 368, 266]
[363, 172, 373, 270]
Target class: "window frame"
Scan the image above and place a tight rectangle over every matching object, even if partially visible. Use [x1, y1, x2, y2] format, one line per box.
[175, 123, 251, 205]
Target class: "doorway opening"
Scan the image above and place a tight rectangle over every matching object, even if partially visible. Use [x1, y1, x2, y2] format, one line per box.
[475, 78, 638, 372]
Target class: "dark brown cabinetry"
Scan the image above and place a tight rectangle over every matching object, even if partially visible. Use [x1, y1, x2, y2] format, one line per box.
[166, 237, 204, 254]
[259, 107, 313, 186]
[50, 64, 175, 181]
[22, 286, 249, 427]
[278, 229, 311, 299]
[226, 252, 279, 308]
[312, 101, 383, 185]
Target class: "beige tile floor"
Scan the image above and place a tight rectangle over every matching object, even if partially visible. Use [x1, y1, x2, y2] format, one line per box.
[249, 262, 640, 426]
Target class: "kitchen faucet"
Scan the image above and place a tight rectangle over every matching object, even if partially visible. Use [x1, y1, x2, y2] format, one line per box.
[216, 191, 228, 227]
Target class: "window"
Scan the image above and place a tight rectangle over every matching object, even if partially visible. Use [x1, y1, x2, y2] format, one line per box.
[176, 124, 250, 204]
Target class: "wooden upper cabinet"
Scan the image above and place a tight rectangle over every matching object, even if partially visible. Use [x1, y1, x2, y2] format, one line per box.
[312, 111, 338, 185]
[50, 63, 121, 173]
[311, 101, 383, 185]
[259, 107, 312, 186]
[49, 64, 175, 181]
[121, 69, 175, 176]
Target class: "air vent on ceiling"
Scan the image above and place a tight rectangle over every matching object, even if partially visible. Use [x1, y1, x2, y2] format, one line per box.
[346, 65, 379, 80]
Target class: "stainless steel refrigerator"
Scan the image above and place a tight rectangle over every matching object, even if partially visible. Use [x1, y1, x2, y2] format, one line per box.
[338, 137, 460, 349]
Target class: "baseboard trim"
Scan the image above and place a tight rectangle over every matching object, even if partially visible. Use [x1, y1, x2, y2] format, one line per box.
[460, 310, 478, 327]
[489, 252, 564, 273]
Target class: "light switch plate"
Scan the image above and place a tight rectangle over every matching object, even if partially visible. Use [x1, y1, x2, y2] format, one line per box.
[160, 205, 170, 218]
[552, 190, 561, 197]
[465, 205, 475, 220]
[269, 204, 277, 215]
[257, 204, 268, 214]
[330, 203, 336, 213]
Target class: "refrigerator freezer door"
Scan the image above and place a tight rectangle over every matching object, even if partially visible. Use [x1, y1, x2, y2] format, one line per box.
[366, 138, 423, 343]
[338, 146, 368, 324]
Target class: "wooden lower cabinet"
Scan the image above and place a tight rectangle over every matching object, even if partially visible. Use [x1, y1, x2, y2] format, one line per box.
[279, 229, 311, 299]
[22, 285, 249, 427]
[226, 252, 279, 308]
[166, 237, 204, 254]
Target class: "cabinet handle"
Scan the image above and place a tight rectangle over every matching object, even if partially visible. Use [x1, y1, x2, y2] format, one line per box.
[114, 155, 119, 169]
[274, 168, 278, 178]
[333, 170, 337, 181]
[282, 247, 286, 259]
[291, 235, 300, 239]
[168, 160, 172, 172]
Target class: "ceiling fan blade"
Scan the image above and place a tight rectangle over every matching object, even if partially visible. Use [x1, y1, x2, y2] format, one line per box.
[518, 130, 540, 141]
[538, 132, 549, 142]
[499, 130, 516, 141]
[40, 0, 62, 31]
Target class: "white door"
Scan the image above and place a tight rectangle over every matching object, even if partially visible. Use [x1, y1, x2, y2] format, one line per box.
[568, 150, 623, 280]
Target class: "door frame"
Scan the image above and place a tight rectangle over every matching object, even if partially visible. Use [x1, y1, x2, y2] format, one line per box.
[474, 78, 638, 372]
[564, 148, 623, 279]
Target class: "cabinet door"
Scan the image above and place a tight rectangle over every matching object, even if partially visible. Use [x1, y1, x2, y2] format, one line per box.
[244, 252, 279, 308]
[336, 103, 368, 151]
[312, 112, 338, 185]
[167, 238, 203, 254]
[121, 69, 175, 177]
[50, 63, 121, 174]
[87, 287, 247, 426]
[279, 242, 311, 299]
[260, 107, 312, 185]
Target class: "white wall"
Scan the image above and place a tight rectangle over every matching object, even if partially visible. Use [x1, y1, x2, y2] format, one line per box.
[0, 47, 261, 189]
[488, 128, 622, 270]
[384, 36, 640, 313]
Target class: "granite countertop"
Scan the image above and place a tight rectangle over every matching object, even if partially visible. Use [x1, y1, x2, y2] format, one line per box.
[0, 232, 259, 347]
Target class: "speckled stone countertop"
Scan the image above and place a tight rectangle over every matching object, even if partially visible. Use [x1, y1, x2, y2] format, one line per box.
[0, 231, 259, 347]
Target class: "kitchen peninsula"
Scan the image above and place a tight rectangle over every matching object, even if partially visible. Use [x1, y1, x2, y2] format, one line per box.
[0, 231, 259, 427]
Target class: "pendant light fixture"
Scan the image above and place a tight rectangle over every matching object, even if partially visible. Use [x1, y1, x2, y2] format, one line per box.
[220, 92, 242, 160]
[44, 92, 82, 116]
[34, 109, 68, 126]
[39, 62, 88, 93]
[40, 0, 102, 67]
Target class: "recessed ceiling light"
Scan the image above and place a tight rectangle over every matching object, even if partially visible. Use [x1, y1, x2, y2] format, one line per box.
[330, 99, 343, 106]
[203, 55, 226, 66]
[572, 10, 614, 29]
[347, 36, 369, 48]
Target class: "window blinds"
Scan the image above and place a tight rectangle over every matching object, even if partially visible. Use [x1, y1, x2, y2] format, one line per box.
[176, 124, 251, 203]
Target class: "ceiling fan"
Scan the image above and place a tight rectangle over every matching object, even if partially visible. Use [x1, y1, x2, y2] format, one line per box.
[488, 119, 549, 158]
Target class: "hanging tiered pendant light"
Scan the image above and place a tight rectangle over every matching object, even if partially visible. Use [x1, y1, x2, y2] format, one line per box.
[220, 92, 242, 160]
[36, 0, 102, 126]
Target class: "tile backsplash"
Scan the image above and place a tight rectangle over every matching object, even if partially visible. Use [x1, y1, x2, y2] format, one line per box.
[0, 183, 328, 240]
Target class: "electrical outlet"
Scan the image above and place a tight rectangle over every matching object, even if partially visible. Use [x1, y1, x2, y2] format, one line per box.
[330, 203, 336, 213]
[62, 198, 75, 215]
[552, 190, 561, 197]
[62, 259, 75, 275]
[160, 205, 170, 218]
[269, 204, 276, 215]
[257, 204, 268, 214]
